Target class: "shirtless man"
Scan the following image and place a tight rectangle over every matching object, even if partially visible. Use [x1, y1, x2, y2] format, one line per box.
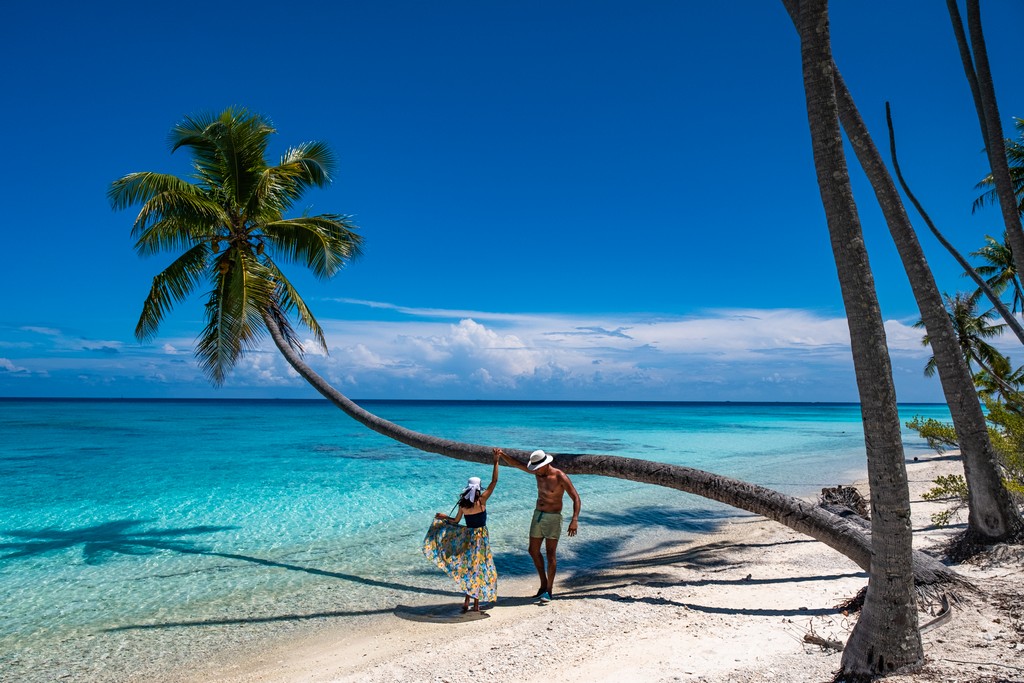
[497, 448, 581, 602]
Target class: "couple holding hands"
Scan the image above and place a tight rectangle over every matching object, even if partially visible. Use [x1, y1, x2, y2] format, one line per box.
[422, 447, 581, 612]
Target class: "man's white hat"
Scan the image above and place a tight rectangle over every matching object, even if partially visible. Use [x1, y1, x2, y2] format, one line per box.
[527, 449, 554, 471]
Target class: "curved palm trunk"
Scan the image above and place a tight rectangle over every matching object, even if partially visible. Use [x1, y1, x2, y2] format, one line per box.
[796, 0, 922, 676]
[262, 309, 957, 587]
[950, 0, 1024, 284]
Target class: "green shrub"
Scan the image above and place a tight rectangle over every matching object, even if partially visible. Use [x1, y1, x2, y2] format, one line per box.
[920, 474, 969, 526]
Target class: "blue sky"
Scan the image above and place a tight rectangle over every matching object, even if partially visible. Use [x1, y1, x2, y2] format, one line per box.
[2, 1, 1022, 402]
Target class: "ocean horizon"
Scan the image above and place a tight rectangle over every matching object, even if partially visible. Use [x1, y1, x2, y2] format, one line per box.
[0, 398, 952, 681]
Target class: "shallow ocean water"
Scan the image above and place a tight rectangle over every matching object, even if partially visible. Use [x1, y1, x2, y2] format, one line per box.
[0, 399, 951, 666]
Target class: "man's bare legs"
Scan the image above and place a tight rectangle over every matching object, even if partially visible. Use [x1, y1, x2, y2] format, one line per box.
[545, 537, 558, 595]
[528, 536, 560, 597]
[528, 536, 547, 595]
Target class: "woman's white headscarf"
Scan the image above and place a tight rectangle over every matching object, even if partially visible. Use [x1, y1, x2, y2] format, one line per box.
[462, 476, 482, 503]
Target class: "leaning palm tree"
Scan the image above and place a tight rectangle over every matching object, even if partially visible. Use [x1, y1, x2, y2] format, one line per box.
[109, 108, 362, 385]
[111, 108, 960, 594]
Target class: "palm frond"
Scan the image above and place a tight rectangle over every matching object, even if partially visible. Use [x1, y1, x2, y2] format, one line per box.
[195, 249, 277, 385]
[262, 255, 326, 352]
[262, 215, 362, 278]
[131, 192, 227, 241]
[170, 108, 275, 210]
[278, 140, 336, 189]
[248, 142, 337, 216]
[109, 172, 202, 210]
[133, 217, 216, 257]
[135, 243, 210, 342]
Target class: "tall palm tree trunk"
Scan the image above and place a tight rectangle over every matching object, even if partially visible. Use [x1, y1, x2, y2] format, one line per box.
[796, 0, 922, 676]
[949, 0, 1024, 291]
[262, 310, 958, 587]
[780, 0, 1022, 545]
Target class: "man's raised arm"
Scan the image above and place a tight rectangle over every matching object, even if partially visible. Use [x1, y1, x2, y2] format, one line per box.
[498, 449, 530, 473]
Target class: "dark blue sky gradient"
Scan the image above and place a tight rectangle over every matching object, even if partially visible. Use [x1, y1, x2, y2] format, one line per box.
[2, 2, 1022, 400]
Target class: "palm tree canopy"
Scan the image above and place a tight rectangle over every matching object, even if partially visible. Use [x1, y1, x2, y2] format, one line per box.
[109, 108, 362, 385]
[917, 290, 1009, 378]
[969, 232, 1024, 312]
[973, 116, 1024, 216]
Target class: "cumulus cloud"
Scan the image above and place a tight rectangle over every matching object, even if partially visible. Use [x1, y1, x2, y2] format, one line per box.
[0, 302, 945, 401]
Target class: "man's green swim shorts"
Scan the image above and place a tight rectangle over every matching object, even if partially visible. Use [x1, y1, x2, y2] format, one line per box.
[529, 510, 562, 539]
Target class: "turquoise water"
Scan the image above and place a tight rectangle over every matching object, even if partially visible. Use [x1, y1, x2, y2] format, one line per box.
[0, 399, 950, 663]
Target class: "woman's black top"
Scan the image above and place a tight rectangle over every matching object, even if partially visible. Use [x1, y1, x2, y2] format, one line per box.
[464, 511, 487, 528]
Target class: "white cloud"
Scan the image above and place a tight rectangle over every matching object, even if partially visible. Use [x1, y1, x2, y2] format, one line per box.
[0, 303, 946, 401]
[0, 358, 30, 374]
[21, 326, 61, 336]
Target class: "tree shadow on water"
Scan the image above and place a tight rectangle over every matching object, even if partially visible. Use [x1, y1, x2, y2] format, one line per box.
[0, 519, 451, 597]
[0, 519, 236, 564]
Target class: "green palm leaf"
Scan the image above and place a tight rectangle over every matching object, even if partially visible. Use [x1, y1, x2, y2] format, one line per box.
[973, 117, 1024, 215]
[263, 215, 363, 279]
[197, 249, 278, 385]
[262, 255, 327, 352]
[136, 243, 210, 342]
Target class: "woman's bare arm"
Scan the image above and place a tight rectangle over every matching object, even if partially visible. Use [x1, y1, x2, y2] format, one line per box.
[482, 448, 501, 501]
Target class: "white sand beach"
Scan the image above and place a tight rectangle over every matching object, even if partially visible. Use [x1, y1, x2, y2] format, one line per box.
[165, 454, 1023, 683]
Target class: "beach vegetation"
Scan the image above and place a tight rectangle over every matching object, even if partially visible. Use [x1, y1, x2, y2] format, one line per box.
[904, 416, 959, 455]
[920, 474, 969, 527]
[908, 398, 1024, 526]
[915, 291, 1008, 384]
[862, 16, 1024, 544]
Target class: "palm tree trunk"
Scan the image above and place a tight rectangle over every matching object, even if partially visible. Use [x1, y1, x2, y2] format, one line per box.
[261, 309, 959, 588]
[781, 0, 1022, 546]
[949, 0, 1024, 292]
[877, 110, 1022, 540]
[795, 0, 922, 676]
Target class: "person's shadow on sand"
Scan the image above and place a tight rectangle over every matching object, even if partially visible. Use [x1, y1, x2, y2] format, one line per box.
[394, 594, 548, 622]
[394, 603, 490, 622]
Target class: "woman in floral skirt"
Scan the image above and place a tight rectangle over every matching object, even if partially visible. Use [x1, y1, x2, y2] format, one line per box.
[423, 447, 502, 612]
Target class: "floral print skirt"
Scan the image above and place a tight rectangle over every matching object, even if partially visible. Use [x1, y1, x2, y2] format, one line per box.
[422, 518, 498, 602]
